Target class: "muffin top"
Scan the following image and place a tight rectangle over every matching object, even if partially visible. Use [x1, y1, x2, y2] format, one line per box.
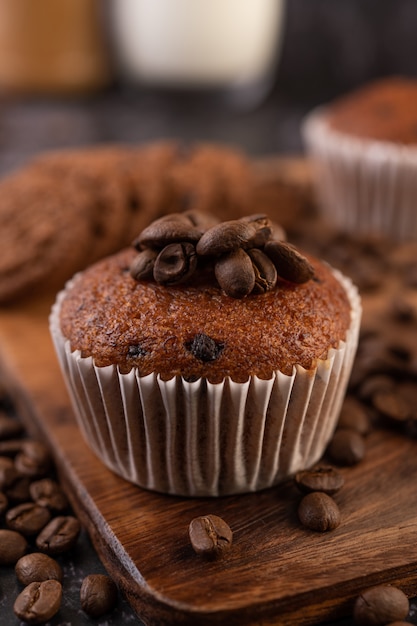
[59, 212, 352, 383]
[326, 77, 417, 144]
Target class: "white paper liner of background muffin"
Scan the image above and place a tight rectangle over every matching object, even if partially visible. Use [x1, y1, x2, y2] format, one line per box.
[302, 107, 417, 242]
[49, 269, 361, 497]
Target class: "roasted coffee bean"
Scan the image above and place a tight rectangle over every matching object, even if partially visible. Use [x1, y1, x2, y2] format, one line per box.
[0, 438, 25, 456]
[337, 397, 371, 435]
[0, 414, 24, 439]
[248, 248, 277, 293]
[0, 529, 28, 565]
[326, 428, 366, 466]
[189, 514, 233, 557]
[372, 390, 410, 422]
[15, 553, 63, 585]
[185, 333, 224, 362]
[297, 492, 341, 532]
[29, 479, 69, 513]
[182, 209, 219, 230]
[134, 215, 202, 249]
[129, 248, 158, 281]
[6, 502, 51, 536]
[0, 491, 8, 514]
[36, 515, 81, 554]
[215, 248, 255, 298]
[0, 456, 19, 489]
[153, 242, 197, 285]
[80, 574, 118, 618]
[14, 579, 62, 624]
[398, 382, 417, 420]
[15, 441, 51, 477]
[294, 466, 344, 495]
[239, 214, 272, 247]
[358, 374, 394, 402]
[264, 240, 315, 284]
[5, 475, 31, 503]
[389, 295, 416, 322]
[197, 220, 257, 256]
[353, 585, 409, 626]
[354, 337, 408, 379]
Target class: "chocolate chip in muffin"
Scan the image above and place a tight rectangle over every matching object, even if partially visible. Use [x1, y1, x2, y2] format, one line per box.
[127, 344, 148, 358]
[185, 333, 224, 363]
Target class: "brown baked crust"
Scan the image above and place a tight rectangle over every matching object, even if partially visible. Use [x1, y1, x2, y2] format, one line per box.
[59, 248, 351, 383]
[326, 77, 417, 144]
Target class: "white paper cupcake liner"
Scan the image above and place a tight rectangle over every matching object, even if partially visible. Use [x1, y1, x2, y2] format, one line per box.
[49, 269, 361, 497]
[302, 107, 417, 242]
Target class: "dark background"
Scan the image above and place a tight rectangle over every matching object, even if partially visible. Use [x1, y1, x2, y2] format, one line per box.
[0, 0, 417, 176]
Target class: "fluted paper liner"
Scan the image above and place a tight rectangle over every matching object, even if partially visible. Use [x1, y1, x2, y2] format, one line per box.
[49, 269, 361, 497]
[302, 107, 417, 242]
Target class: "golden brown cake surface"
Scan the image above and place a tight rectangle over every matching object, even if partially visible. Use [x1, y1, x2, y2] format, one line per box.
[326, 77, 417, 144]
[59, 248, 351, 383]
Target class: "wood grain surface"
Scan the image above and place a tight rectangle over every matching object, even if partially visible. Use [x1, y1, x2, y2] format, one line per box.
[1, 158, 417, 625]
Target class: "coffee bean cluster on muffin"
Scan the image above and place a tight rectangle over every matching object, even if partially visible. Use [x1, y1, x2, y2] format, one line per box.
[303, 76, 417, 242]
[50, 210, 361, 496]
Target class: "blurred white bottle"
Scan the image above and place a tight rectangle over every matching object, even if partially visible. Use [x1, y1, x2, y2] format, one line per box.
[110, 0, 285, 105]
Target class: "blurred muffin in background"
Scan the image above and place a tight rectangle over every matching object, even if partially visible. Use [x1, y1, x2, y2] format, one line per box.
[302, 77, 417, 242]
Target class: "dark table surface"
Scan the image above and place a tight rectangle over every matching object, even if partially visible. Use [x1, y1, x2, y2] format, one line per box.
[1, 85, 417, 626]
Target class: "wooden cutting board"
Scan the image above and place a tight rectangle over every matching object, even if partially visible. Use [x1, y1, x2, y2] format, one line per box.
[1, 159, 417, 626]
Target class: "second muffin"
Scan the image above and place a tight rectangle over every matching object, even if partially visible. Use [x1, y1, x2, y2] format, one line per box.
[303, 77, 417, 242]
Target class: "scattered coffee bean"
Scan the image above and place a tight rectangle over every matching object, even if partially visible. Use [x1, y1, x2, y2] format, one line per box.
[353, 585, 409, 626]
[15, 553, 63, 585]
[398, 382, 417, 420]
[185, 333, 224, 362]
[294, 466, 344, 495]
[298, 492, 341, 532]
[14, 579, 62, 624]
[6, 502, 51, 536]
[153, 242, 197, 285]
[215, 248, 255, 298]
[189, 514, 233, 558]
[6, 475, 32, 503]
[197, 220, 257, 256]
[0, 490, 8, 514]
[264, 240, 315, 283]
[372, 390, 410, 422]
[358, 374, 394, 402]
[0, 456, 19, 489]
[0, 414, 24, 439]
[15, 441, 51, 477]
[80, 574, 118, 618]
[29, 478, 69, 513]
[0, 438, 25, 456]
[337, 397, 372, 435]
[0, 529, 28, 565]
[36, 515, 81, 554]
[389, 295, 416, 322]
[327, 428, 366, 466]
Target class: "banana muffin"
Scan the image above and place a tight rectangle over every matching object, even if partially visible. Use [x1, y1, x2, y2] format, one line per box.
[50, 211, 361, 496]
[303, 76, 417, 241]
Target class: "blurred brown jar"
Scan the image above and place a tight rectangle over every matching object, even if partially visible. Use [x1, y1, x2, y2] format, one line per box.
[0, 0, 110, 95]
